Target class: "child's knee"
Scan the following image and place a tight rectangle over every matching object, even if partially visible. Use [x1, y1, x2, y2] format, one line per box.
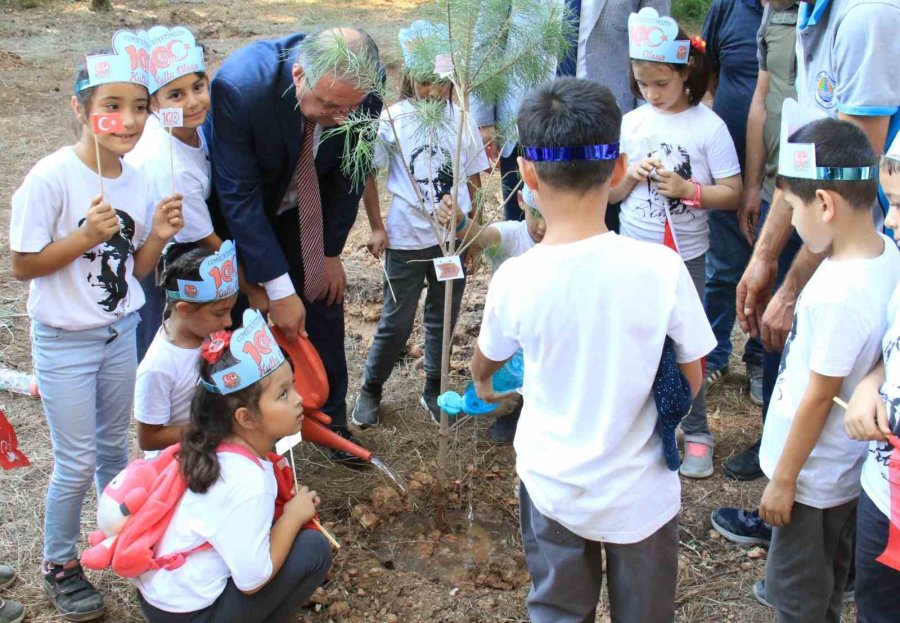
[289, 529, 333, 579]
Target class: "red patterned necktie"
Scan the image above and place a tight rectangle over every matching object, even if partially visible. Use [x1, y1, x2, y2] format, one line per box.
[296, 118, 326, 301]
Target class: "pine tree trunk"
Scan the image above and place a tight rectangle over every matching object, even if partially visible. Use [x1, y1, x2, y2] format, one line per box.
[91, 0, 111, 11]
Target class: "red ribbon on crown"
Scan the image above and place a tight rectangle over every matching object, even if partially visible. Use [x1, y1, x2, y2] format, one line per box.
[201, 331, 232, 365]
[690, 36, 706, 53]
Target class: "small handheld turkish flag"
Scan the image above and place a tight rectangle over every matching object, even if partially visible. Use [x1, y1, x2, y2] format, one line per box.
[91, 112, 125, 135]
[0, 408, 30, 470]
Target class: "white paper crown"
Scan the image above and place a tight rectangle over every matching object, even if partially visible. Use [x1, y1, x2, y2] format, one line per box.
[167, 240, 239, 302]
[201, 309, 287, 395]
[778, 98, 879, 181]
[147, 25, 205, 94]
[78, 30, 152, 93]
[887, 132, 900, 163]
[628, 8, 690, 65]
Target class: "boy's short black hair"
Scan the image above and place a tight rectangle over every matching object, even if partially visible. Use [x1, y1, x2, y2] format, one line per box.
[776, 118, 879, 210]
[882, 155, 900, 176]
[517, 77, 622, 191]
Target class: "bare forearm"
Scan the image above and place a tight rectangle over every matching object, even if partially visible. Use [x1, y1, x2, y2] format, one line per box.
[198, 232, 224, 252]
[753, 190, 794, 261]
[772, 390, 839, 485]
[780, 244, 826, 299]
[610, 176, 639, 204]
[246, 514, 306, 594]
[744, 101, 768, 196]
[698, 182, 742, 211]
[137, 423, 186, 451]
[363, 175, 384, 232]
[11, 231, 97, 281]
[133, 234, 169, 279]
[471, 344, 505, 385]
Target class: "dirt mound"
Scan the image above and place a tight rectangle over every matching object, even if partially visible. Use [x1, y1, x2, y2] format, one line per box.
[0, 49, 29, 70]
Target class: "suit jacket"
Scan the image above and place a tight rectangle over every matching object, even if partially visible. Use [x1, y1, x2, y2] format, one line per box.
[470, 0, 670, 157]
[203, 34, 383, 285]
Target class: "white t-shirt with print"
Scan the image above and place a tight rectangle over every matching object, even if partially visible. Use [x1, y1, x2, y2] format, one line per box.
[618, 103, 741, 261]
[10, 147, 155, 331]
[134, 328, 201, 455]
[374, 99, 489, 251]
[126, 114, 213, 244]
[133, 452, 278, 612]
[477, 233, 716, 543]
[861, 283, 900, 520]
[761, 236, 900, 509]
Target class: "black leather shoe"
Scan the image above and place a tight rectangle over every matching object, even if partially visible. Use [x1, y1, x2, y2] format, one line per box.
[328, 427, 371, 468]
[488, 399, 522, 444]
[724, 438, 764, 481]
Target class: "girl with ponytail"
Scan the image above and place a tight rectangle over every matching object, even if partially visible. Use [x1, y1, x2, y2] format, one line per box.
[133, 310, 332, 623]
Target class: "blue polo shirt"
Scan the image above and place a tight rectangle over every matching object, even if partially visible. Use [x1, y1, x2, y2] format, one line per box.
[702, 0, 764, 173]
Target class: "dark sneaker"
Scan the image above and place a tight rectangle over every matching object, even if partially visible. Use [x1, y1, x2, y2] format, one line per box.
[711, 508, 771, 545]
[747, 362, 764, 406]
[724, 438, 764, 481]
[42, 560, 105, 621]
[488, 411, 520, 444]
[0, 565, 14, 590]
[753, 579, 773, 609]
[328, 427, 371, 468]
[351, 381, 382, 429]
[421, 377, 457, 426]
[0, 598, 25, 623]
[844, 575, 855, 603]
[704, 365, 729, 389]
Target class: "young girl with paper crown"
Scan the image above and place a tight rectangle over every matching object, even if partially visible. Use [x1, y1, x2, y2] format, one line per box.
[9, 33, 183, 621]
[352, 20, 488, 429]
[133, 309, 332, 623]
[135, 241, 239, 456]
[125, 25, 233, 360]
[610, 7, 743, 480]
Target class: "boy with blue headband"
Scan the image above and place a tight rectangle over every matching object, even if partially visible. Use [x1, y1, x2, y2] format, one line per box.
[755, 101, 900, 621]
[471, 77, 714, 623]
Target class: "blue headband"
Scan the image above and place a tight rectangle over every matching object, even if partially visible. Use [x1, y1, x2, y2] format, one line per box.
[808, 166, 879, 181]
[522, 143, 620, 162]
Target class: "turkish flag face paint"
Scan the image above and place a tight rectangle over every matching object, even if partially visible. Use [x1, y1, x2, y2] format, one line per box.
[91, 112, 125, 135]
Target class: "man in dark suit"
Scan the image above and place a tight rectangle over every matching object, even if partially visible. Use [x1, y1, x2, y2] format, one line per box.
[204, 28, 382, 459]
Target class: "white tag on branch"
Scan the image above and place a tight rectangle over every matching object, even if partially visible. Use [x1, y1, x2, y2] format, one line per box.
[159, 108, 184, 128]
[275, 430, 303, 456]
[434, 53, 454, 79]
[434, 255, 464, 281]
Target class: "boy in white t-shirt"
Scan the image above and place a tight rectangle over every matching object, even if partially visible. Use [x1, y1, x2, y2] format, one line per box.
[843, 133, 900, 623]
[471, 77, 715, 623]
[756, 108, 900, 621]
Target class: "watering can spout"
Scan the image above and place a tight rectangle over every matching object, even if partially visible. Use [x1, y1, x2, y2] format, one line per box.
[302, 415, 373, 462]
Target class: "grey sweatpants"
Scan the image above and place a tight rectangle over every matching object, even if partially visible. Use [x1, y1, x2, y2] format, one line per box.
[766, 499, 856, 623]
[519, 483, 678, 623]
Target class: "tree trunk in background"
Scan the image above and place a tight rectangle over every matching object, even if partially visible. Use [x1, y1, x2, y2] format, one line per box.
[91, 0, 111, 11]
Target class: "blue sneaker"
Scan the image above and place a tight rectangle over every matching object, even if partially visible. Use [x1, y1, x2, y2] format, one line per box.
[711, 508, 772, 545]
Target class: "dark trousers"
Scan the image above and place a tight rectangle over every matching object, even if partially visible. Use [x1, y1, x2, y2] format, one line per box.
[766, 500, 856, 623]
[233, 208, 350, 428]
[519, 483, 678, 623]
[364, 246, 465, 383]
[139, 529, 331, 623]
[856, 489, 900, 623]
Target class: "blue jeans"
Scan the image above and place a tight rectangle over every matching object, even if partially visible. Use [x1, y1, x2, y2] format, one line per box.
[136, 272, 164, 362]
[681, 254, 710, 444]
[855, 489, 900, 623]
[364, 246, 466, 383]
[500, 151, 523, 221]
[32, 312, 139, 563]
[705, 210, 763, 371]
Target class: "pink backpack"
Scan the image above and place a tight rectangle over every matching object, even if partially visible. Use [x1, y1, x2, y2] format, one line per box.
[82, 442, 300, 578]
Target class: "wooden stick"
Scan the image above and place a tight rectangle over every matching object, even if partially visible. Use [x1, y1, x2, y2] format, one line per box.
[168, 126, 176, 197]
[94, 134, 104, 196]
[380, 256, 397, 304]
[833, 397, 849, 410]
[289, 448, 341, 549]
